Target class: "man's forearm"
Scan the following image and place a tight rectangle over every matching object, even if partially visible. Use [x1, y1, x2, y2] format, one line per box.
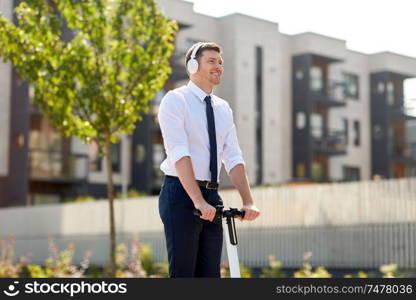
[175, 156, 205, 206]
[229, 164, 254, 206]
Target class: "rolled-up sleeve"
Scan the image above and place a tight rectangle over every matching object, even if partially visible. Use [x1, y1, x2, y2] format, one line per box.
[158, 91, 190, 165]
[221, 106, 245, 174]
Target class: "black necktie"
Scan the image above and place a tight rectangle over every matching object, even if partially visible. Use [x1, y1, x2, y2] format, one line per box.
[204, 96, 217, 183]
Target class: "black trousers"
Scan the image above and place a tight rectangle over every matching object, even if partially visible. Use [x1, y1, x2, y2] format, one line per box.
[158, 175, 223, 278]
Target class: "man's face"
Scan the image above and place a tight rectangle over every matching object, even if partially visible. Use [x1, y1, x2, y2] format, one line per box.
[195, 50, 223, 85]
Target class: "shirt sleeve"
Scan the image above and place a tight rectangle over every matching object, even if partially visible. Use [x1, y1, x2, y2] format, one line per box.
[221, 104, 245, 174]
[158, 91, 190, 165]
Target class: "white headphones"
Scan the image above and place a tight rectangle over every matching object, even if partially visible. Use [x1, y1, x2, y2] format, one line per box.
[186, 42, 204, 74]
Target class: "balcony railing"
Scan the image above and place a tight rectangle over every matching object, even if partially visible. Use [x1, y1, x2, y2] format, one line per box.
[388, 101, 416, 119]
[391, 142, 416, 161]
[310, 80, 347, 107]
[29, 149, 89, 182]
[312, 129, 347, 154]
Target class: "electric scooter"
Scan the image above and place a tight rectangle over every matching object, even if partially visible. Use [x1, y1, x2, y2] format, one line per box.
[194, 205, 245, 278]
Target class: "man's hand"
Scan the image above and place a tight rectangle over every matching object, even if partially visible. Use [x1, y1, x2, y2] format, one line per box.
[194, 200, 217, 222]
[240, 204, 260, 221]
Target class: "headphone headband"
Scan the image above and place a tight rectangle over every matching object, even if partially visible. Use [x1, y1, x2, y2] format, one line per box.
[190, 42, 203, 60]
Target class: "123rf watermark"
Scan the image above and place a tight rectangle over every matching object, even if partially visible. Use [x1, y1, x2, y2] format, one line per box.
[276, 284, 414, 296]
[2, 280, 127, 297]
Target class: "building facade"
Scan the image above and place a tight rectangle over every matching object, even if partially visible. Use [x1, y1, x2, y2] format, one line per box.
[1, 0, 416, 206]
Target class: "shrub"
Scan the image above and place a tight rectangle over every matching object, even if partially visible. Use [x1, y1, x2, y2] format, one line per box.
[0, 236, 25, 278]
[293, 252, 331, 278]
[29, 238, 91, 278]
[116, 189, 147, 199]
[104, 234, 167, 278]
[344, 271, 369, 278]
[63, 196, 95, 203]
[220, 261, 252, 278]
[380, 263, 403, 278]
[260, 255, 286, 278]
[1, 236, 410, 278]
[140, 244, 168, 277]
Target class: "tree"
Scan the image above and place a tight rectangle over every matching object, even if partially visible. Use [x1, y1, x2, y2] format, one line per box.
[0, 0, 177, 277]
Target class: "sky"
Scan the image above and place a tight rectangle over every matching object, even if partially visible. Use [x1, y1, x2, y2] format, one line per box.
[184, 0, 416, 102]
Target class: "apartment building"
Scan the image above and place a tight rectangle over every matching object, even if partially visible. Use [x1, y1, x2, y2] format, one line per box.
[1, 0, 415, 206]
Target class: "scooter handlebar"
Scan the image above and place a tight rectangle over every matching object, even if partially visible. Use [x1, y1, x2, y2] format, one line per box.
[193, 206, 245, 219]
[194, 206, 244, 246]
[223, 207, 245, 219]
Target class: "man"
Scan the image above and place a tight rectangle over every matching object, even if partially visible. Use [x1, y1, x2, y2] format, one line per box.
[158, 42, 260, 278]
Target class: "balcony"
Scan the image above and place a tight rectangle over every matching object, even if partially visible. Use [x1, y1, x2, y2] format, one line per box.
[310, 81, 347, 108]
[391, 142, 416, 163]
[312, 129, 347, 155]
[29, 149, 89, 183]
[388, 102, 416, 120]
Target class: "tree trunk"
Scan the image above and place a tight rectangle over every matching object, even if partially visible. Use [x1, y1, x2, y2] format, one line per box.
[104, 141, 117, 277]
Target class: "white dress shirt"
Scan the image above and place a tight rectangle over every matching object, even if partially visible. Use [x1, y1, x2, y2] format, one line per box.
[158, 80, 245, 182]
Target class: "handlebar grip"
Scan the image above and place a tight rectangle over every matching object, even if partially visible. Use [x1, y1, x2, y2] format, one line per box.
[193, 205, 224, 220]
[194, 206, 245, 219]
[237, 210, 245, 218]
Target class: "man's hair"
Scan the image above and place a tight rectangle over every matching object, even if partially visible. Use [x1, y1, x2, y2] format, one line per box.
[185, 42, 221, 68]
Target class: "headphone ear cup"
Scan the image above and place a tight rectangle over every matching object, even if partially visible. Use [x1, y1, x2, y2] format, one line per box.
[187, 58, 199, 74]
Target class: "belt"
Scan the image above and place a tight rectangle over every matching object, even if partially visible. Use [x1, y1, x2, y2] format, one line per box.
[166, 175, 219, 190]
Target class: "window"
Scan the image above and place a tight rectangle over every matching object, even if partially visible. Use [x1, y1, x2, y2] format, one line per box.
[111, 143, 121, 173]
[343, 166, 361, 181]
[343, 118, 349, 145]
[89, 142, 121, 173]
[89, 141, 102, 172]
[373, 124, 385, 140]
[255, 46, 263, 185]
[343, 73, 359, 99]
[296, 163, 306, 178]
[296, 112, 306, 129]
[409, 166, 416, 177]
[29, 84, 35, 100]
[29, 117, 62, 151]
[387, 81, 395, 106]
[312, 162, 324, 181]
[376, 82, 384, 94]
[353, 120, 360, 146]
[29, 117, 65, 179]
[311, 113, 323, 138]
[310, 66, 324, 93]
[295, 68, 304, 80]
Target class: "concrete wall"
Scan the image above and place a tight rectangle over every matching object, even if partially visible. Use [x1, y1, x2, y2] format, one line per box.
[369, 52, 416, 77]
[328, 50, 372, 180]
[0, 1, 13, 177]
[291, 32, 347, 61]
[218, 14, 282, 184]
[1, 178, 415, 268]
[278, 33, 294, 183]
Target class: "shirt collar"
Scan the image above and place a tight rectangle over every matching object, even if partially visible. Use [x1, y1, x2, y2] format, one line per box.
[187, 80, 213, 103]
